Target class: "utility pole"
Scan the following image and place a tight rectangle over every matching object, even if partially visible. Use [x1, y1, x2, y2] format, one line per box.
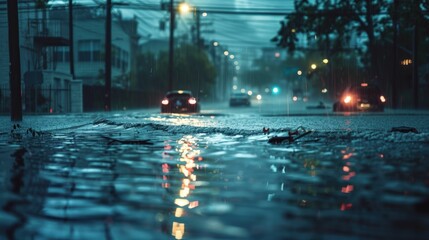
[105, 0, 112, 111]
[412, 23, 419, 109]
[168, 0, 175, 91]
[392, 0, 398, 109]
[8, 0, 23, 121]
[196, 9, 201, 49]
[69, 0, 75, 78]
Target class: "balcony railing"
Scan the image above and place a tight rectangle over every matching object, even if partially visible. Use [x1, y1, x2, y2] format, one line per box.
[28, 19, 69, 46]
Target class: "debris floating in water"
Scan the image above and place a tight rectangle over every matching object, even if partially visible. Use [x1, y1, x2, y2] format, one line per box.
[268, 126, 313, 144]
[390, 126, 419, 134]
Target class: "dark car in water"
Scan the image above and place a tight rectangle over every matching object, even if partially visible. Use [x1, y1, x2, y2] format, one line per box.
[161, 90, 200, 113]
[333, 83, 386, 112]
[229, 93, 251, 107]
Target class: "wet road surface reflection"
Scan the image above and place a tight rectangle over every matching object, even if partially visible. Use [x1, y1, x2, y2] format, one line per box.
[1, 121, 429, 240]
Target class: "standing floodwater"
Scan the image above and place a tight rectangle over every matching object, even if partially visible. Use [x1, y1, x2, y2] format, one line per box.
[1, 112, 429, 239]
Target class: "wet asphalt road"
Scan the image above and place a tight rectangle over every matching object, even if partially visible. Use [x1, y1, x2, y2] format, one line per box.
[1, 101, 429, 240]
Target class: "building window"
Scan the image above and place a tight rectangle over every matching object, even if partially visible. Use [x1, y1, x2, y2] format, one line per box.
[122, 51, 129, 72]
[112, 45, 122, 68]
[54, 47, 70, 62]
[78, 40, 101, 62]
[111, 46, 128, 71]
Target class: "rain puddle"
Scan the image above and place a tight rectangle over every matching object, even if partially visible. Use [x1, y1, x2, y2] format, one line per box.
[1, 119, 429, 240]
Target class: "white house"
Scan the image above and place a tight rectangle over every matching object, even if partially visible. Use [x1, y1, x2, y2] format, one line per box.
[0, 2, 139, 113]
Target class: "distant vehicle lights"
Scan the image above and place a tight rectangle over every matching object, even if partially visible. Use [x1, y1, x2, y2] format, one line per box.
[343, 95, 352, 104]
[272, 87, 279, 94]
[162, 99, 169, 105]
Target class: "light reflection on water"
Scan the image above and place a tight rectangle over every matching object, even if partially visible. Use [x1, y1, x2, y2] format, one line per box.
[164, 135, 202, 239]
[0, 125, 429, 239]
[147, 115, 217, 128]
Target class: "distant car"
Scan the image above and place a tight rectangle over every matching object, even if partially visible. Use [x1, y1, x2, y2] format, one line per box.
[333, 83, 386, 112]
[161, 90, 200, 113]
[229, 93, 251, 107]
[292, 88, 308, 102]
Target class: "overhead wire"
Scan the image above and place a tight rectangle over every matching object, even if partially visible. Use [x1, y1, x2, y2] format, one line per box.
[0, 1, 293, 48]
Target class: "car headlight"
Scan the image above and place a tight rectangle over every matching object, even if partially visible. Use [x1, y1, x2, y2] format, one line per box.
[188, 97, 197, 105]
[161, 98, 169, 105]
[380, 95, 386, 103]
[343, 95, 352, 104]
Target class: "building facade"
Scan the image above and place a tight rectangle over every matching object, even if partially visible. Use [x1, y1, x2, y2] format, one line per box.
[0, 2, 140, 113]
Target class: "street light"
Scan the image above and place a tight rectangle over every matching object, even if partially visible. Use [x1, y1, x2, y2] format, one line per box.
[178, 2, 190, 13]
[311, 64, 317, 70]
[323, 58, 329, 64]
[168, 1, 190, 91]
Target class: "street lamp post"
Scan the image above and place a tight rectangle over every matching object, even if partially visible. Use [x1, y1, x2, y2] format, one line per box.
[8, 0, 22, 121]
[168, 0, 175, 92]
[168, 1, 190, 91]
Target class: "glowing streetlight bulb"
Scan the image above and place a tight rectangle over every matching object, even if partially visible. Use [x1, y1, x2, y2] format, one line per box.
[178, 3, 190, 14]
[323, 58, 329, 64]
[297, 70, 302, 76]
[311, 64, 317, 70]
[224, 51, 229, 56]
[213, 41, 219, 47]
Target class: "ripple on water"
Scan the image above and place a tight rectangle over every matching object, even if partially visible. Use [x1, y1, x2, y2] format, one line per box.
[232, 153, 258, 159]
[2, 117, 429, 240]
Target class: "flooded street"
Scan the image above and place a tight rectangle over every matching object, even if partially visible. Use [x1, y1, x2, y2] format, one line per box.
[1, 112, 429, 239]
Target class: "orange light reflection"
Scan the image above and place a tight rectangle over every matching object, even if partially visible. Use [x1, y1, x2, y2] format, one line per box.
[340, 203, 353, 211]
[172, 222, 185, 239]
[341, 185, 354, 193]
[170, 135, 203, 239]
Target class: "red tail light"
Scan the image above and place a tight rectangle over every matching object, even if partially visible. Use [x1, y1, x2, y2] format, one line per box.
[188, 97, 197, 105]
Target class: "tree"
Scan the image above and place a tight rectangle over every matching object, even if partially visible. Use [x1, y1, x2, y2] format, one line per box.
[136, 44, 216, 99]
[135, 51, 158, 91]
[172, 44, 217, 99]
[272, 0, 389, 80]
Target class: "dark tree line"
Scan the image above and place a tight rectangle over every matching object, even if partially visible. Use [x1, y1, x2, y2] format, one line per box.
[136, 44, 217, 100]
[272, 0, 429, 108]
